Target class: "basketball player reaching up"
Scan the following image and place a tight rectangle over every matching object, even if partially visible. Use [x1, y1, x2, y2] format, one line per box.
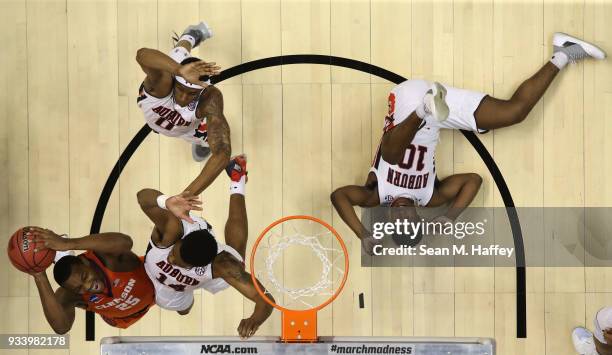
[331, 32, 607, 254]
[136, 22, 231, 221]
[26, 228, 155, 333]
[137, 155, 273, 339]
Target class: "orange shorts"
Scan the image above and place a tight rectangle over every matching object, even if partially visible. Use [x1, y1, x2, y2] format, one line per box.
[100, 305, 152, 329]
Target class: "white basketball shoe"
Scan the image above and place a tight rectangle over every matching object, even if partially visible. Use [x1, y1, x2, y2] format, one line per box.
[571, 327, 597, 355]
[423, 82, 449, 122]
[175, 22, 213, 48]
[553, 32, 606, 63]
[192, 144, 211, 162]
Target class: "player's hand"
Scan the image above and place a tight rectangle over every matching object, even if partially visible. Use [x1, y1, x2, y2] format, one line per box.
[237, 317, 262, 339]
[361, 235, 381, 256]
[166, 191, 203, 223]
[28, 227, 71, 251]
[177, 61, 221, 86]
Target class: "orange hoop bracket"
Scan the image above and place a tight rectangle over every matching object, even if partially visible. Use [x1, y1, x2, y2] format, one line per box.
[249, 215, 349, 342]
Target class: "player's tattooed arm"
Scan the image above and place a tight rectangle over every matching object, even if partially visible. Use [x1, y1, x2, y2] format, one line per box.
[136, 188, 186, 247]
[184, 87, 232, 196]
[213, 252, 274, 339]
[31, 272, 78, 334]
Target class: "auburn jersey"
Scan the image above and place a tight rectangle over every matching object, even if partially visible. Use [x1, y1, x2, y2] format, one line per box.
[144, 215, 243, 311]
[137, 82, 210, 146]
[371, 81, 441, 207]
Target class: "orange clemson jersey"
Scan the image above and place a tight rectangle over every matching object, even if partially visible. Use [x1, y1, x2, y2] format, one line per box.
[80, 251, 155, 329]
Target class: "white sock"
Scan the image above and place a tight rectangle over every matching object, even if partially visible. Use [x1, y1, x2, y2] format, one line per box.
[551, 51, 569, 69]
[169, 46, 190, 63]
[230, 176, 246, 195]
[178, 34, 197, 48]
[415, 103, 428, 119]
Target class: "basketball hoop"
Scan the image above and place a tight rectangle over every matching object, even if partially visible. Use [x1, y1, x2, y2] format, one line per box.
[250, 215, 349, 342]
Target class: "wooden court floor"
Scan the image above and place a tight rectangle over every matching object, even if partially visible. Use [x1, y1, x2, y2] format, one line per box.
[1, 0, 611, 354]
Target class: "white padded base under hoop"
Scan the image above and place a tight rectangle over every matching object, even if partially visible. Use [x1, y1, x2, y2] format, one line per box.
[100, 336, 495, 355]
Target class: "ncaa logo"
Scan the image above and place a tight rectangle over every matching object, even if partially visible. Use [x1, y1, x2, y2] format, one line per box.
[89, 295, 101, 303]
[195, 266, 206, 276]
[384, 195, 394, 203]
[187, 100, 197, 111]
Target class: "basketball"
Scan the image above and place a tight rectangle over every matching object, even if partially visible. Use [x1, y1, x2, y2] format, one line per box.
[7, 228, 56, 274]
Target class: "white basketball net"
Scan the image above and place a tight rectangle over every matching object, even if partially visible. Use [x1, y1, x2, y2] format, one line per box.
[256, 220, 346, 309]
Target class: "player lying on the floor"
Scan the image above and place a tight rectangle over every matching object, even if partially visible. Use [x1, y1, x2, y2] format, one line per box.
[331, 32, 607, 254]
[136, 21, 231, 221]
[27, 229, 155, 333]
[137, 155, 273, 339]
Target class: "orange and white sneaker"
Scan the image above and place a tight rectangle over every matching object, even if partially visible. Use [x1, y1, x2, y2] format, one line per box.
[226, 155, 248, 183]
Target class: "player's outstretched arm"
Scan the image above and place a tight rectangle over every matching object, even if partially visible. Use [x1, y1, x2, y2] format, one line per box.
[28, 227, 132, 256]
[32, 272, 79, 334]
[184, 87, 231, 196]
[137, 188, 201, 246]
[427, 173, 483, 220]
[213, 252, 274, 339]
[330, 185, 379, 240]
[331, 185, 382, 255]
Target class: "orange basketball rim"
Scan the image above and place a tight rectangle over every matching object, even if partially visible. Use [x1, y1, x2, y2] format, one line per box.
[250, 215, 349, 342]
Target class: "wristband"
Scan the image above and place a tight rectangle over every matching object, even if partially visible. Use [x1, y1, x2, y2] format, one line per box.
[156, 194, 170, 210]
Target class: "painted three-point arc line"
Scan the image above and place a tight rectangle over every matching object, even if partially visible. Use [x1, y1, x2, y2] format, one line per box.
[87, 54, 526, 341]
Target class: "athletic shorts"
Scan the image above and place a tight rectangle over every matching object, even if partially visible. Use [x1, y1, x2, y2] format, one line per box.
[100, 305, 152, 329]
[388, 79, 488, 133]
